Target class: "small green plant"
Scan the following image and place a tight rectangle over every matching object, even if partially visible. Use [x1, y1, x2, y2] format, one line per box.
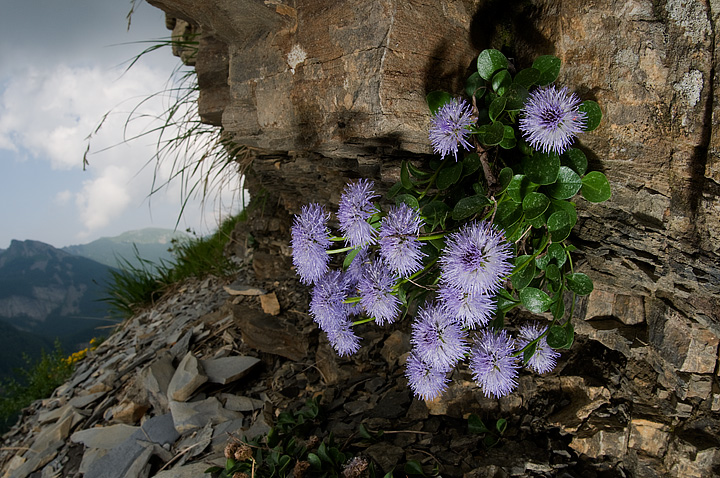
[468, 413, 507, 448]
[102, 213, 243, 318]
[0, 341, 75, 433]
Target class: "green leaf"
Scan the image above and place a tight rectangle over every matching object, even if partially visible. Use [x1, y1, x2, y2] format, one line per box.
[522, 151, 560, 185]
[452, 195, 491, 220]
[307, 453, 322, 470]
[404, 460, 426, 476]
[468, 414, 491, 434]
[507, 174, 530, 203]
[522, 341, 538, 365]
[489, 96, 507, 122]
[426, 91, 452, 115]
[343, 247, 361, 270]
[465, 72, 486, 99]
[436, 161, 463, 189]
[581, 171, 612, 203]
[532, 55, 561, 86]
[396, 193, 419, 211]
[498, 167, 514, 193]
[511, 254, 536, 290]
[407, 161, 433, 179]
[491, 69, 512, 96]
[549, 199, 578, 230]
[477, 49, 508, 80]
[546, 166, 582, 200]
[519, 287, 553, 313]
[579, 100, 602, 131]
[545, 263, 561, 283]
[513, 67, 541, 88]
[547, 210, 573, 242]
[422, 201, 450, 227]
[552, 293, 566, 319]
[562, 321, 575, 349]
[504, 83, 529, 111]
[483, 121, 505, 146]
[462, 153, 482, 178]
[499, 125, 517, 149]
[562, 148, 588, 176]
[566, 272, 594, 295]
[546, 325, 568, 349]
[400, 161, 413, 190]
[522, 192, 551, 219]
[495, 200, 523, 229]
[496, 418, 507, 434]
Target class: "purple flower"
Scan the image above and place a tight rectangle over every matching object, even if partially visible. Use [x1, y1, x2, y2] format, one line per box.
[357, 260, 400, 325]
[326, 318, 362, 357]
[469, 329, 520, 399]
[517, 322, 560, 374]
[429, 98, 474, 161]
[309, 270, 352, 329]
[411, 302, 468, 371]
[405, 352, 449, 401]
[291, 203, 332, 285]
[379, 203, 426, 277]
[519, 85, 587, 155]
[338, 179, 379, 247]
[344, 247, 369, 287]
[439, 221, 513, 295]
[437, 283, 496, 329]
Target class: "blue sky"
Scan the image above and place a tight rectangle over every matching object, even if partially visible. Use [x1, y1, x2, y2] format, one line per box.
[0, 0, 242, 249]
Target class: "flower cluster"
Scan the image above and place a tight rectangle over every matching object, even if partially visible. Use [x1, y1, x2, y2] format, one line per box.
[289, 49, 609, 405]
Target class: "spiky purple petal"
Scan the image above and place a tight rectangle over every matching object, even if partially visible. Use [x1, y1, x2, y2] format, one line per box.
[519, 85, 587, 155]
[429, 99, 474, 161]
[517, 322, 560, 374]
[378, 203, 426, 278]
[411, 302, 468, 371]
[338, 179, 379, 247]
[470, 329, 520, 399]
[405, 352, 449, 401]
[291, 203, 332, 285]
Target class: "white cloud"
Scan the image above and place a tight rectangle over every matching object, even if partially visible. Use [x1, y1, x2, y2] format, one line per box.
[75, 165, 132, 230]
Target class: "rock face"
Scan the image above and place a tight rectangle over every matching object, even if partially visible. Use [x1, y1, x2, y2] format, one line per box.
[141, 0, 720, 475]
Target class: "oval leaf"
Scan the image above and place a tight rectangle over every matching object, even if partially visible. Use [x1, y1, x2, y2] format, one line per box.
[396, 193, 420, 211]
[495, 200, 523, 229]
[505, 83, 529, 111]
[566, 272, 594, 295]
[546, 166, 582, 200]
[546, 325, 568, 349]
[462, 153, 482, 178]
[465, 72, 486, 99]
[498, 167, 514, 193]
[579, 100, 602, 131]
[477, 49, 508, 81]
[519, 287, 553, 313]
[522, 192, 551, 220]
[562, 148, 588, 176]
[483, 121, 505, 146]
[452, 195, 491, 220]
[547, 210, 572, 242]
[581, 171, 612, 203]
[426, 91, 452, 115]
[522, 151, 560, 185]
[500, 125, 517, 150]
[513, 67, 541, 88]
[436, 161, 463, 189]
[507, 174, 529, 203]
[511, 254, 536, 290]
[492, 69, 512, 96]
[489, 96, 507, 122]
[533, 55, 561, 85]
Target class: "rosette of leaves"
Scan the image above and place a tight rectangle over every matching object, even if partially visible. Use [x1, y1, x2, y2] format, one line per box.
[394, 49, 611, 359]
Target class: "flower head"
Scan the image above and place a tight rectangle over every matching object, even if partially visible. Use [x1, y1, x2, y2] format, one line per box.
[439, 221, 513, 295]
[470, 329, 520, 399]
[517, 322, 560, 374]
[291, 203, 332, 285]
[338, 179, 379, 247]
[519, 85, 587, 155]
[378, 203, 426, 277]
[405, 352, 449, 401]
[326, 318, 362, 357]
[411, 302, 468, 371]
[437, 283, 496, 329]
[357, 260, 401, 325]
[429, 99, 474, 161]
[309, 270, 352, 329]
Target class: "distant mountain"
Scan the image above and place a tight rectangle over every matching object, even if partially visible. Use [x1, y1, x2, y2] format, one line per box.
[0, 318, 51, 379]
[0, 240, 118, 358]
[62, 228, 190, 269]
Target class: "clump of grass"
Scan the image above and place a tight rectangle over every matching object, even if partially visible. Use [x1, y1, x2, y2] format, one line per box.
[0, 341, 75, 433]
[102, 212, 245, 318]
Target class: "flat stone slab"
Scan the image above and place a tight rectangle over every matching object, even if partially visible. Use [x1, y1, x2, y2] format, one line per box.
[70, 424, 139, 449]
[200, 356, 261, 385]
[153, 462, 216, 478]
[169, 397, 242, 434]
[167, 352, 208, 402]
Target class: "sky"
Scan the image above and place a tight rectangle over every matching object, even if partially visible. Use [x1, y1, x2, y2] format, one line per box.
[0, 0, 244, 249]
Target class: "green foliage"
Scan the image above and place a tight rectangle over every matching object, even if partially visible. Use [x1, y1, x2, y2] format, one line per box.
[467, 414, 508, 448]
[102, 213, 244, 318]
[0, 341, 74, 433]
[391, 49, 613, 360]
